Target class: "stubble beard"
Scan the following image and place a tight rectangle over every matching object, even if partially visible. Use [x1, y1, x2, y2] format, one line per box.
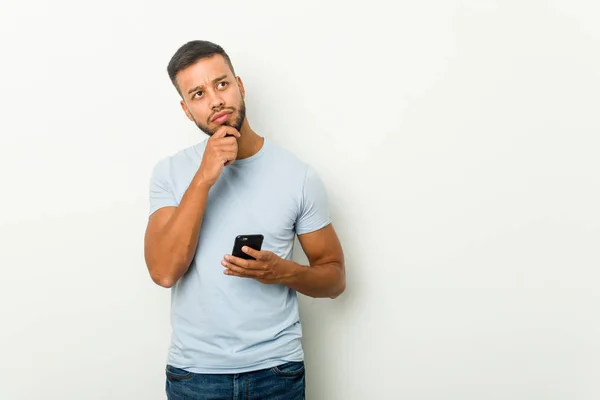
[194, 100, 246, 137]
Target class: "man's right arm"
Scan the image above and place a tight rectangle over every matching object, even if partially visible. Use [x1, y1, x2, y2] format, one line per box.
[144, 126, 240, 288]
[143, 175, 212, 288]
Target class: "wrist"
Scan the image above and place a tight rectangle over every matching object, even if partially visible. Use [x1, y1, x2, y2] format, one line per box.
[193, 174, 214, 191]
[280, 259, 307, 285]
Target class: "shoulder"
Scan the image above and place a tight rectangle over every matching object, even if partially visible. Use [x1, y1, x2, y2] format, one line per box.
[264, 138, 310, 177]
[268, 140, 326, 185]
[151, 140, 206, 178]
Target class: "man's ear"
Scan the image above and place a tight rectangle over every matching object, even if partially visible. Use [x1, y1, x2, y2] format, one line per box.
[180, 100, 194, 122]
[236, 76, 246, 99]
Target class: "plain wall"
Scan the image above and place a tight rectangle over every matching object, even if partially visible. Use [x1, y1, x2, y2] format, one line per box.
[1, 0, 599, 399]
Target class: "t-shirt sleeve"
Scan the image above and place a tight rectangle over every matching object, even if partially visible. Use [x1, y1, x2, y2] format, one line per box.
[295, 165, 332, 235]
[148, 158, 178, 216]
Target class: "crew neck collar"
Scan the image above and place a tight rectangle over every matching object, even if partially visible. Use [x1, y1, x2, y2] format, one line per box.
[230, 137, 268, 166]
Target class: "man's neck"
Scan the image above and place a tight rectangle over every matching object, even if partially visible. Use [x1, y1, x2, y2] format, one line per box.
[236, 121, 264, 160]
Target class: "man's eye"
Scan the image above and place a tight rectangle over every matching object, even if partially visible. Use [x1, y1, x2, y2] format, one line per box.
[218, 82, 228, 88]
[194, 91, 203, 98]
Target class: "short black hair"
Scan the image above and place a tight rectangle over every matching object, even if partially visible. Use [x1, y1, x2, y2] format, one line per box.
[167, 40, 236, 97]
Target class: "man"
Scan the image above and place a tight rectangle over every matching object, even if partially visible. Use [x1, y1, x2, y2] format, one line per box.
[144, 40, 346, 400]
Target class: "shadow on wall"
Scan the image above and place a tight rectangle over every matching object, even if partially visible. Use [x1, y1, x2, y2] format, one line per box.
[293, 208, 361, 397]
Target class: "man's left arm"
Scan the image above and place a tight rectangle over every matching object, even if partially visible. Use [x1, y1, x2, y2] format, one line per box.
[222, 223, 346, 299]
[281, 224, 345, 298]
[222, 165, 345, 298]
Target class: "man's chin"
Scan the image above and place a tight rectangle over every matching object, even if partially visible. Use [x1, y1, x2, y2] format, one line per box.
[197, 117, 242, 136]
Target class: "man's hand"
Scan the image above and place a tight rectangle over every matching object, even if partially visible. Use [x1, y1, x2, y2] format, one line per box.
[221, 247, 298, 284]
[198, 126, 241, 187]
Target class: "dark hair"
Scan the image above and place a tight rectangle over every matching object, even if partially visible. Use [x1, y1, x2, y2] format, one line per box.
[167, 40, 236, 97]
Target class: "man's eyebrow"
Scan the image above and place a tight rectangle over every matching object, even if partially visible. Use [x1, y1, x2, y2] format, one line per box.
[187, 74, 229, 95]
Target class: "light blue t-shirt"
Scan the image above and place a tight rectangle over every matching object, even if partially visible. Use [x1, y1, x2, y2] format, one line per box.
[148, 137, 331, 374]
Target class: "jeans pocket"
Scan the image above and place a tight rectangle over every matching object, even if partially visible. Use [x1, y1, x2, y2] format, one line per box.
[165, 365, 194, 381]
[271, 361, 305, 377]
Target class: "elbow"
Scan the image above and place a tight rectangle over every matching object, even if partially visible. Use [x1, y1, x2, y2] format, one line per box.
[329, 282, 345, 299]
[147, 260, 183, 289]
[151, 273, 176, 288]
[329, 268, 346, 299]
[145, 249, 190, 289]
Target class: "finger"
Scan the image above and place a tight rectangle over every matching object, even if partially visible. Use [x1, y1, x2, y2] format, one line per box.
[211, 128, 229, 140]
[216, 145, 238, 157]
[213, 126, 240, 139]
[221, 151, 237, 165]
[221, 261, 247, 275]
[213, 139, 238, 152]
[227, 129, 241, 138]
[217, 144, 238, 155]
[222, 260, 263, 277]
[223, 255, 263, 270]
[217, 136, 238, 146]
[222, 149, 238, 158]
[242, 246, 271, 262]
[211, 126, 231, 139]
[224, 270, 248, 278]
[225, 270, 278, 283]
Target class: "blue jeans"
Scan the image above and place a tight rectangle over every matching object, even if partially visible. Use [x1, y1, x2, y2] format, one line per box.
[165, 361, 306, 400]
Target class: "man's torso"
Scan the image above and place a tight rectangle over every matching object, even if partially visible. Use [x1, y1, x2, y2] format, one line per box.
[149, 138, 328, 374]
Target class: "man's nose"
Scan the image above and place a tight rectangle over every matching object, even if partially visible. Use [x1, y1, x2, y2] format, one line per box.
[210, 92, 225, 109]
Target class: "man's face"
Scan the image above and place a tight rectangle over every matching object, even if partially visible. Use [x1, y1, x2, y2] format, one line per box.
[176, 54, 246, 136]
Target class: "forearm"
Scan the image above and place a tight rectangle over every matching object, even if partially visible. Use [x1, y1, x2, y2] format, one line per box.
[148, 175, 211, 287]
[281, 259, 346, 299]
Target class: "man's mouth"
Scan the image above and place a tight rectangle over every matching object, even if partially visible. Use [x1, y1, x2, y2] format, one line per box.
[211, 111, 232, 123]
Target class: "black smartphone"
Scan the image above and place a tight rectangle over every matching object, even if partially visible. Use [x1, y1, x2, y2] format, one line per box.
[232, 234, 264, 260]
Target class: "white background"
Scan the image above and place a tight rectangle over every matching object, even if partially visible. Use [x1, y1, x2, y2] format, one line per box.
[1, 1, 599, 399]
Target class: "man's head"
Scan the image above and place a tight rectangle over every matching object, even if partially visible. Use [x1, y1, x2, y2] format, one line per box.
[167, 40, 246, 136]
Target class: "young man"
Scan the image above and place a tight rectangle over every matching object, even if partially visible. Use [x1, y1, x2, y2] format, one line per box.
[144, 40, 346, 399]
